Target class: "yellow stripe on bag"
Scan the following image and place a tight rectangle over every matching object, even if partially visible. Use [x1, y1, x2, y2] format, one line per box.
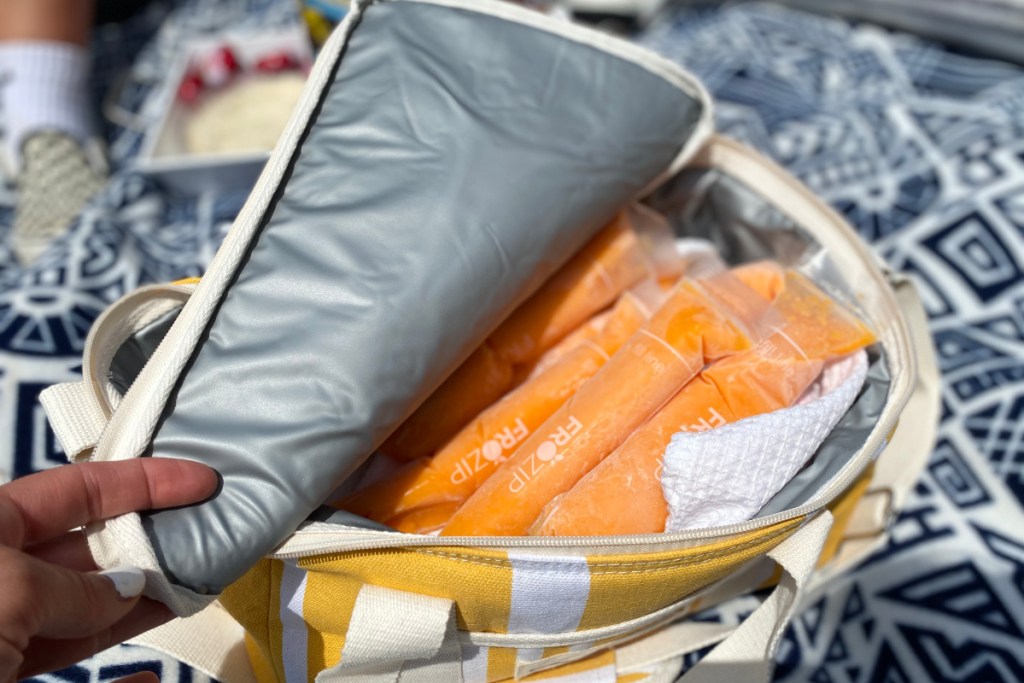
[487, 647, 519, 682]
[299, 547, 515, 632]
[245, 633, 278, 683]
[578, 517, 804, 630]
[221, 560, 276, 683]
[302, 568, 362, 678]
[265, 560, 287, 683]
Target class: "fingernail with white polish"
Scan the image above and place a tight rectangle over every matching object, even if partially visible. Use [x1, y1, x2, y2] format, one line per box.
[99, 567, 146, 599]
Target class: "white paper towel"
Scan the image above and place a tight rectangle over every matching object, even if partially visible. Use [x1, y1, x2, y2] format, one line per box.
[661, 350, 869, 531]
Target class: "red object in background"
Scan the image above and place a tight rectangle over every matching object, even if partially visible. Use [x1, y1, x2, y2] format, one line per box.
[255, 51, 300, 73]
[198, 46, 241, 88]
[178, 70, 204, 105]
[176, 45, 309, 105]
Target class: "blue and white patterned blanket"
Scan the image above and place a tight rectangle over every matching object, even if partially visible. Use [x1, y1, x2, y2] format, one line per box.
[5, 2, 1024, 681]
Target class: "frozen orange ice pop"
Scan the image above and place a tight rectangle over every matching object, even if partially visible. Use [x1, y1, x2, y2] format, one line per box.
[386, 503, 461, 534]
[338, 290, 657, 531]
[379, 342, 514, 462]
[380, 211, 657, 461]
[519, 309, 612, 382]
[530, 271, 876, 537]
[731, 261, 785, 302]
[441, 273, 763, 536]
[523, 279, 666, 382]
[510, 309, 611, 387]
[486, 211, 656, 366]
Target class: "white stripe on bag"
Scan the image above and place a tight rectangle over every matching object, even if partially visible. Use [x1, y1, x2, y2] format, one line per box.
[280, 562, 309, 683]
[507, 553, 591, 634]
[461, 644, 490, 683]
[543, 664, 617, 683]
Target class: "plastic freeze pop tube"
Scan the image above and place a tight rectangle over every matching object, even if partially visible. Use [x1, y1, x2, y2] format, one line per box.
[487, 205, 682, 366]
[524, 245, 733, 382]
[529, 270, 877, 537]
[380, 209, 665, 462]
[515, 308, 612, 384]
[338, 283, 663, 532]
[440, 270, 766, 537]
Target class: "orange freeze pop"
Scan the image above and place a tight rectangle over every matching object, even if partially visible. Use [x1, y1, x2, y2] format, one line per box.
[512, 309, 612, 387]
[732, 261, 785, 302]
[441, 274, 762, 536]
[486, 211, 654, 365]
[524, 278, 666, 382]
[339, 291, 655, 529]
[531, 271, 876, 536]
[380, 212, 653, 461]
[378, 342, 513, 462]
[387, 503, 461, 534]
[493, 305, 616, 415]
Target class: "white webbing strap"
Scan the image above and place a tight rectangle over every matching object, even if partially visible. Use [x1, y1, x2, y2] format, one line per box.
[128, 601, 257, 683]
[615, 621, 735, 675]
[861, 273, 938, 517]
[39, 380, 108, 462]
[40, 282, 195, 462]
[132, 514, 831, 683]
[675, 511, 833, 682]
[317, 584, 462, 683]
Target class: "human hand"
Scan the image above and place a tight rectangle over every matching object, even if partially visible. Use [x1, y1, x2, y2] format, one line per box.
[0, 459, 219, 683]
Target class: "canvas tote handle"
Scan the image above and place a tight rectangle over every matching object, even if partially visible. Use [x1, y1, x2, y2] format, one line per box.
[40, 282, 194, 461]
[133, 511, 832, 683]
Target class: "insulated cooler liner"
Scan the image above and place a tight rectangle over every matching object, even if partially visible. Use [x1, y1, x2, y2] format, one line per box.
[141, 0, 705, 594]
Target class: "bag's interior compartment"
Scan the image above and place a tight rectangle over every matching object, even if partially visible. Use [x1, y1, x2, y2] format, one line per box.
[105, 163, 892, 545]
[341, 261, 877, 537]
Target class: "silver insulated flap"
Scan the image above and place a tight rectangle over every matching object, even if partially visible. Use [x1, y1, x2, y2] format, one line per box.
[142, 0, 706, 593]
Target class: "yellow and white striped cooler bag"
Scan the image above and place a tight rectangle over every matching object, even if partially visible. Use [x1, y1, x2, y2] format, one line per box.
[63, 140, 938, 682]
[39, 0, 940, 681]
[204, 147, 936, 683]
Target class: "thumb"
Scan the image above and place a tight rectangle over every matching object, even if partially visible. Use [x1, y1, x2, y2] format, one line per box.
[27, 556, 146, 639]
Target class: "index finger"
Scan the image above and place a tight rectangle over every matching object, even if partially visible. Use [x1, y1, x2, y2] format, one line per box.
[0, 459, 219, 548]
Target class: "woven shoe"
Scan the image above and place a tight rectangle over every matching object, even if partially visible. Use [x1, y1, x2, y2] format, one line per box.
[11, 130, 107, 265]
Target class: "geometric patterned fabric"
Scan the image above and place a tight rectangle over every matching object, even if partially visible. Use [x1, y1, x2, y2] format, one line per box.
[641, 5, 1024, 680]
[4, 1, 1024, 681]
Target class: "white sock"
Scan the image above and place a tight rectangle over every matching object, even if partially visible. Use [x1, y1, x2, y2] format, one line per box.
[0, 41, 94, 170]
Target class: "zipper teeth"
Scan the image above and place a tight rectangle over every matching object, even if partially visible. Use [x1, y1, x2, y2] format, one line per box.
[273, 512, 804, 559]
[295, 521, 800, 569]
